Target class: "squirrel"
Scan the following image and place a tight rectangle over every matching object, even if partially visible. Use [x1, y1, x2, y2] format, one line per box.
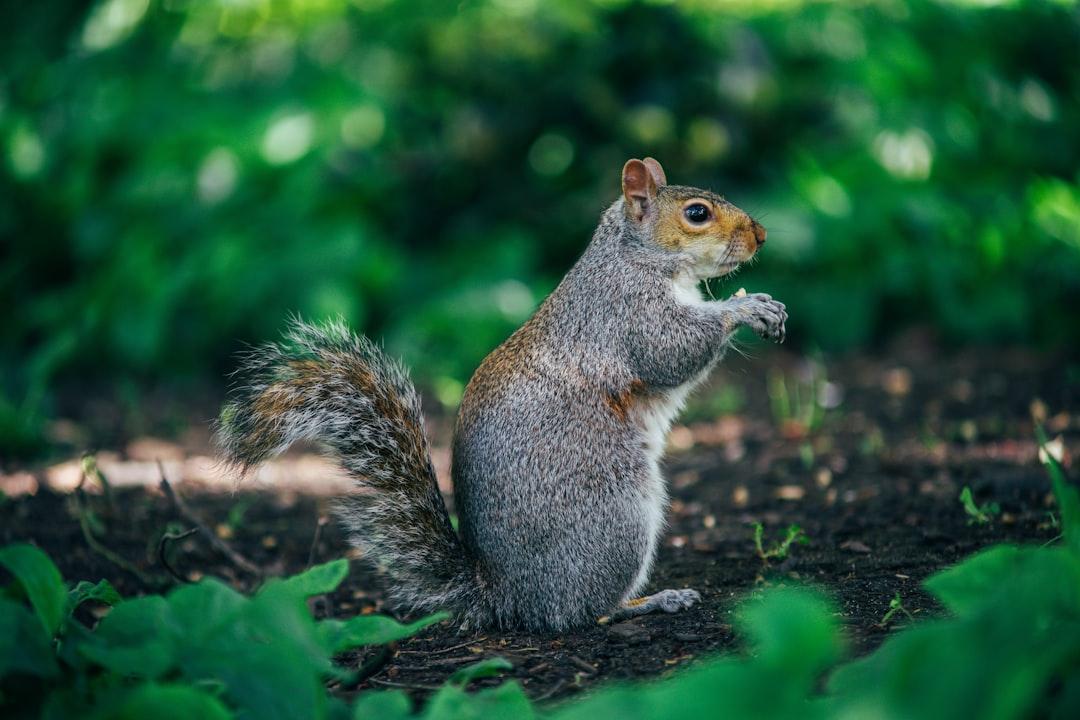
[216, 158, 787, 632]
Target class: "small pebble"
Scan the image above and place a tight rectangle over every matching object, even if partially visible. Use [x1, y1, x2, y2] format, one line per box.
[608, 622, 651, 645]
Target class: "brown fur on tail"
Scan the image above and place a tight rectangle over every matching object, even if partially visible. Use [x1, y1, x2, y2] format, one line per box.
[215, 318, 486, 623]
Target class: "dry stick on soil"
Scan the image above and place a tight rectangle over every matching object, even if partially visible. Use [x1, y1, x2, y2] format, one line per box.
[369, 678, 444, 692]
[157, 461, 265, 580]
[307, 516, 330, 570]
[305, 519, 335, 618]
[533, 679, 569, 703]
[335, 645, 397, 691]
[397, 638, 489, 655]
[568, 655, 598, 675]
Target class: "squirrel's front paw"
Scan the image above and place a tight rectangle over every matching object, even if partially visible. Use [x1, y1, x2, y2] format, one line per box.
[729, 293, 787, 343]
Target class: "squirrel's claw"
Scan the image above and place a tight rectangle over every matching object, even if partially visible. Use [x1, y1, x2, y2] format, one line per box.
[730, 293, 787, 343]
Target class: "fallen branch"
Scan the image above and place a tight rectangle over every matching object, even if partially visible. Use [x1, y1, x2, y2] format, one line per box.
[157, 461, 264, 580]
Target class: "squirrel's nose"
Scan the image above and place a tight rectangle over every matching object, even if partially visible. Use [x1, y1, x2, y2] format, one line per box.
[752, 221, 766, 248]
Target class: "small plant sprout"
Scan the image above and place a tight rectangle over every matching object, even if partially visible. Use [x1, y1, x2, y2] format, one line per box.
[959, 486, 999, 526]
[752, 522, 809, 563]
[1036, 425, 1078, 551]
[79, 453, 113, 503]
[879, 592, 917, 627]
[767, 354, 839, 440]
[1045, 511, 1060, 531]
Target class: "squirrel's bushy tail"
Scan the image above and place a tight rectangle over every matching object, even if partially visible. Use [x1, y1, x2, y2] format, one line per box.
[215, 318, 483, 623]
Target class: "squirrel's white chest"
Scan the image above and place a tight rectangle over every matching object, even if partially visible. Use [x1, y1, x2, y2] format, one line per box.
[633, 273, 715, 456]
[623, 379, 704, 599]
[671, 272, 709, 306]
[636, 378, 704, 460]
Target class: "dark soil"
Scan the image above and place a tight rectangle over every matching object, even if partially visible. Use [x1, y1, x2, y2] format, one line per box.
[3, 338, 1077, 707]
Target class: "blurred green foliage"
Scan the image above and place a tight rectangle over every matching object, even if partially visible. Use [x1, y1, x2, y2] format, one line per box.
[2, 0, 1079, 457]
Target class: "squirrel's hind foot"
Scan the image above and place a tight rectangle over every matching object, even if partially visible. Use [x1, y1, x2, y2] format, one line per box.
[609, 588, 701, 622]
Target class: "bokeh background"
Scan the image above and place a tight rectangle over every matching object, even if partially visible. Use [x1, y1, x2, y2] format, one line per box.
[3, 0, 1079, 459]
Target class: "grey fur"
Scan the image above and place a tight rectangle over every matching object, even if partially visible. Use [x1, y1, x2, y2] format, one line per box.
[217, 160, 787, 632]
[452, 198, 786, 631]
[215, 319, 485, 624]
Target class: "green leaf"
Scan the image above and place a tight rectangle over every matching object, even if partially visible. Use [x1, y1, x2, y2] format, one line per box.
[166, 577, 248, 641]
[0, 542, 67, 637]
[738, 586, 842, 677]
[924, 544, 1022, 615]
[352, 689, 414, 720]
[182, 647, 326, 720]
[173, 579, 332, 720]
[958, 486, 996, 524]
[552, 655, 831, 720]
[1037, 425, 1080, 555]
[554, 587, 841, 720]
[69, 579, 123, 609]
[54, 615, 102, 676]
[1048, 670, 1080, 720]
[924, 542, 1080, 619]
[81, 594, 177, 679]
[551, 687, 646, 720]
[245, 580, 335, 672]
[449, 657, 514, 686]
[422, 681, 534, 720]
[0, 596, 61, 680]
[86, 683, 233, 720]
[279, 558, 349, 598]
[829, 543, 1080, 720]
[319, 612, 448, 654]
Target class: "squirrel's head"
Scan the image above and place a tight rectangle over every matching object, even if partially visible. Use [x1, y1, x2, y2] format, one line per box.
[621, 158, 766, 278]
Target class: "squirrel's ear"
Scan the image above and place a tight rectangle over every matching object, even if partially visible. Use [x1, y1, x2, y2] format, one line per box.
[642, 158, 667, 187]
[622, 158, 660, 223]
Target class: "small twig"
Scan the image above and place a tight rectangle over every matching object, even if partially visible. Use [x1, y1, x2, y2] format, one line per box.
[336, 645, 396, 690]
[568, 655, 597, 675]
[72, 463, 159, 587]
[307, 516, 329, 570]
[427, 655, 485, 667]
[74, 490, 157, 586]
[158, 461, 264, 580]
[330, 643, 399, 690]
[532, 679, 568, 702]
[157, 528, 199, 583]
[368, 678, 444, 692]
[397, 637, 488, 655]
[306, 516, 334, 619]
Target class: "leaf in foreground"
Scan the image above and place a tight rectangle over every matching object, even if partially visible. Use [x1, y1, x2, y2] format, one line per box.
[320, 612, 448, 655]
[0, 543, 67, 638]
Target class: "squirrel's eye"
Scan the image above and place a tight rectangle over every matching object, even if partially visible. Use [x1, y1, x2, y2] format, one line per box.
[684, 203, 711, 223]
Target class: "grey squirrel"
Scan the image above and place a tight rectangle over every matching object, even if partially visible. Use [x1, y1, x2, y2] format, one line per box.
[216, 158, 787, 632]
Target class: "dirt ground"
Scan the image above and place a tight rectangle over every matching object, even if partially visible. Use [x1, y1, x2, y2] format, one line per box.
[2, 335, 1077, 706]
